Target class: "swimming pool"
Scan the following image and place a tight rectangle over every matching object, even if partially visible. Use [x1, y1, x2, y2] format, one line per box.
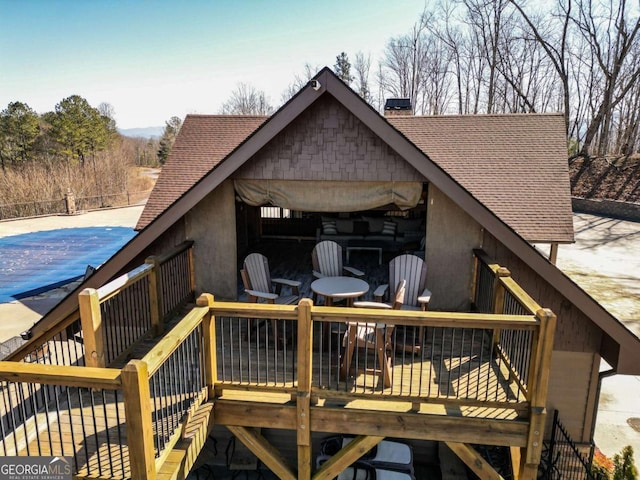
[0, 226, 136, 303]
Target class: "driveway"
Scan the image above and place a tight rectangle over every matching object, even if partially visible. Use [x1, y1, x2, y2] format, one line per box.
[556, 212, 640, 466]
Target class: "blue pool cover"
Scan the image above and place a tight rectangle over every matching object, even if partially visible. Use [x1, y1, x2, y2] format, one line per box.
[0, 227, 136, 303]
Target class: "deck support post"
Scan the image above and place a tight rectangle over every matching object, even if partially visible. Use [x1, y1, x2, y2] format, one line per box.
[297, 298, 313, 480]
[122, 359, 157, 480]
[78, 288, 105, 368]
[197, 293, 217, 400]
[145, 256, 164, 336]
[518, 308, 557, 479]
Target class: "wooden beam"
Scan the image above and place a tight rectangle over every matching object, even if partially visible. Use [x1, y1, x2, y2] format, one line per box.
[446, 442, 505, 480]
[0, 362, 121, 389]
[212, 401, 529, 446]
[549, 243, 558, 264]
[310, 407, 529, 447]
[510, 446, 521, 480]
[313, 435, 383, 480]
[226, 426, 296, 480]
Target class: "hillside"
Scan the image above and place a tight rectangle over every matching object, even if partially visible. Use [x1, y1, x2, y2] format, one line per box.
[570, 155, 640, 203]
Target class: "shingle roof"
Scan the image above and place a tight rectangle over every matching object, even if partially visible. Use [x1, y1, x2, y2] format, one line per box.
[139, 111, 573, 242]
[136, 115, 267, 230]
[389, 113, 574, 242]
[25, 68, 639, 374]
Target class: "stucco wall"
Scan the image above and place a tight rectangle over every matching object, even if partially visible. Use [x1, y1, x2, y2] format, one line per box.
[546, 350, 600, 443]
[425, 186, 483, 311]
[185, 179, 238, 300]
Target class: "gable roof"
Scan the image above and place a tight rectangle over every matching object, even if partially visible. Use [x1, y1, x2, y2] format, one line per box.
[388, 114, 574, 243]
[27, 67, 640, 374]
[137, 115, 266, 229]
[138, 104, 573, 244]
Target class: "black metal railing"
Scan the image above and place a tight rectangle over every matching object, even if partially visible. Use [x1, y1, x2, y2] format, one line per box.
[101, 275, 152, 365]
[474, 256, 496, 313]
[0, 190, 151, 220]
[13, 319, 86, 367]
[148, 324, 206, 457]
[213, 303, 539, 408]
[540, 409, 605, 480]
[157, 242, 194, 319]
[0, 368, 126, 479]
[216, 316, 298, 388]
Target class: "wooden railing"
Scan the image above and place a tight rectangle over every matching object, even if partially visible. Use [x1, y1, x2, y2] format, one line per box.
[0, 247, 555, 479]
[0, 295, 214, 479]
[211, 300, 553, 409]
[6, 241, 195, 367]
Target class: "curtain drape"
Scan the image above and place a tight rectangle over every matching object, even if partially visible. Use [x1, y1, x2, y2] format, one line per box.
[234, 180, 422, 212]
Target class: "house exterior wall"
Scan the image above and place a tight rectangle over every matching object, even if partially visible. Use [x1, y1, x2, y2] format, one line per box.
[426, 186, 483, 311]
[185, 179, 238, 300]
[234, 95, 424, 182]
[482, 231, 603, 442]
[482, 232, 603, 353]
[547, 351, 600, 442]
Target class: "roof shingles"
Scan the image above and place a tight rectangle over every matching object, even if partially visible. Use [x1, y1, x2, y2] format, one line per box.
[389, 113, 574, 242]
[138, 111, 573, 243]
[136, 115, 266, 230]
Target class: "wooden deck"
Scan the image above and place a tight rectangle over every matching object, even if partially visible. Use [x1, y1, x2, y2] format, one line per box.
[0, 242, 555, 480]
[4, 318, 524, 479]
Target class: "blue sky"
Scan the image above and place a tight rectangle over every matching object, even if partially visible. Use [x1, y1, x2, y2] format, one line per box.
[1, 0, 425, 129]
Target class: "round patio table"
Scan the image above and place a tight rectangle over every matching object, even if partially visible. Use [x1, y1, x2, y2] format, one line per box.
[311, 276, 369, 307]
[311, 276, 370, 350]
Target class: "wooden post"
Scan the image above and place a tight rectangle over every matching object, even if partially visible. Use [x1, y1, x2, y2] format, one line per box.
[78, 288, 105, 368]
[197, 293, 217, 400]
[297, 298, 313, 480]
[64, 189, 76, 215]
[492, 267, 510, 346]
[145, 256, 164, 336]
[121, 360, 157, 480]
[519, 308, 557, 480]
[549, 243, 558, 265]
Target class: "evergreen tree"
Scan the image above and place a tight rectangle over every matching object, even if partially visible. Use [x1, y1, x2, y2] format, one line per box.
[157, 116, 182, 164]
[614, 446, 638, 480]
[334, 52, 354, 85]
[45, 95, 115, 165]
[0, 101, 40, 171]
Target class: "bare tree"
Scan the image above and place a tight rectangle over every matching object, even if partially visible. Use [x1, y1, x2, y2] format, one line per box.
[353, 52, 373, 105]
[220, 83, 274, 115]
[572, 0, 640, 155]
[281, 63, 322, 103]
[509, 0, 573, 134]
[378, 13, 430, 112]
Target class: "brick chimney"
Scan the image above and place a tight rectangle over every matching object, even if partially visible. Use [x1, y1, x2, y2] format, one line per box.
[384, 98, 413, 117]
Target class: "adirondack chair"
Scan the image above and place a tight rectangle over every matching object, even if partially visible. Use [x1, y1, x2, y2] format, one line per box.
[240, 253, 301, 347]
[371, 254, 432, 353]
[374, 254, 431, 310]
[342, 280, 407, 388]
[311, 240, 364, 304]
